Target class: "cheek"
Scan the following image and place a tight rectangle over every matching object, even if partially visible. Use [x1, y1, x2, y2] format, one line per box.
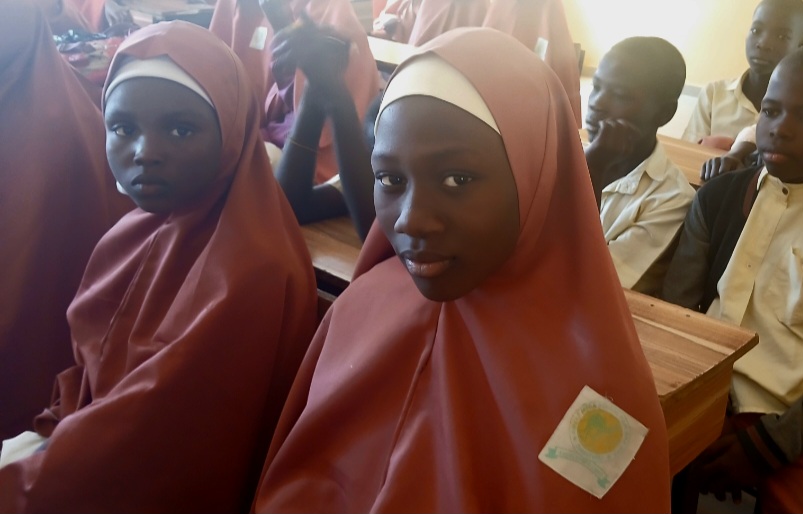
[374, 194, 399, 235]
[105, 138, 127, 176]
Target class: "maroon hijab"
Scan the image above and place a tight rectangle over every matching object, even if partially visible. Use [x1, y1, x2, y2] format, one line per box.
[0, 0, 129, 443]
[254, 28, 670, 513]
[0, 20, 317, 513]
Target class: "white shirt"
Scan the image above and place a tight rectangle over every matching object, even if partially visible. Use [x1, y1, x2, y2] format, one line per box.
[707, 170, 803, 414]
[682, 70, 759, 144]
[600, 142, 695, 293]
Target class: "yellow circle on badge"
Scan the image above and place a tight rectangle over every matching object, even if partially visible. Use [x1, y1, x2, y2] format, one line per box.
[576, 408, 623, 454]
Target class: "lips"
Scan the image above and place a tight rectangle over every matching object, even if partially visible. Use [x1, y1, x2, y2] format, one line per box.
[749, 56, 773, 68]
[762, 151, 791, 165]
[131, 175, 169, 195]
[399, 250, 454, 279]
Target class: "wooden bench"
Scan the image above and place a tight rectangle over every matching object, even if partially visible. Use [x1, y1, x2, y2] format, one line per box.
[301, 216, 758, 475]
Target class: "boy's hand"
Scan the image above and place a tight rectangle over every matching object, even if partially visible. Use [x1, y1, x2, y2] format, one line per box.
[271, 20, 350, 95]
[695, 432, 765, 503]
[585, 119, 642, 170]
[700, 154, 743, 181]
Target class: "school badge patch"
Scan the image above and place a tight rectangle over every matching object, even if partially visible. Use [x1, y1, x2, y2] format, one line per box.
[538, 385, 648, 498]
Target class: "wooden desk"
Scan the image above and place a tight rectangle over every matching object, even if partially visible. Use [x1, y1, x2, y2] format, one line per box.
[578, 129, 725, 190]
[301, 217, 758, 476]
[367, 36, 415, 72]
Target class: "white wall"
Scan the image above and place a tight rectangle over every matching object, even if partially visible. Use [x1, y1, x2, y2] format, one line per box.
[564, 0, 757, 88]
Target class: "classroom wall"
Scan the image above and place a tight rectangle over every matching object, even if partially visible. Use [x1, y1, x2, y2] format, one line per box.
[563, 0, 758, 87]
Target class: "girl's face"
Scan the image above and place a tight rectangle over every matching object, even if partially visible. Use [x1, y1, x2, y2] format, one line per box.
[372, 96, 520, 302]
[105, 78, 222, 214]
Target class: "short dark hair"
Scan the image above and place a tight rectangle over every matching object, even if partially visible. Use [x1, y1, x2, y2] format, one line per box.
[608, 37, 686, 104]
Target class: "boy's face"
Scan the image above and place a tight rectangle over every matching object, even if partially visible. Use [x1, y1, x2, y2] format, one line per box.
[756, 59, 803, 183]
[585, 50, 664, 146]
[372, 96, 520, 302]
[105, 78, 223, 214]
[746, 3, 803, 77]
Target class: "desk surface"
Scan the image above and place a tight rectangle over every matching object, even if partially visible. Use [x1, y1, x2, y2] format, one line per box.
[578, 129, 725, 190]
[368, 35, 415, 71]
[302, 217, 758, 475]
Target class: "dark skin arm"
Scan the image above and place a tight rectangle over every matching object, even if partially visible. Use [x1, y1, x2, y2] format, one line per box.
[271, 22, 375, 240]
[584, 119, 646, 208]
[700, 140, 757, 181]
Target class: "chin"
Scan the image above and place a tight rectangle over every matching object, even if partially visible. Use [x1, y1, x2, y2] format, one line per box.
[412, 277, 473, 303]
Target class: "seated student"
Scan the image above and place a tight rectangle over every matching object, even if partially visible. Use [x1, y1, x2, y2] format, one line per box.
[682, 0, 803, 146]
[0, 0, 130, 444]
[584, 37, 695, 295]
[0, 20, 317, 512]
[252, 27, 671, 513]
[700, 123, 761, 181]
[663, 49, 803, 513]
[211, 0, 380, 185]
[373, 0, 488, 46]
[483, 0, 582, 126]
[271, 22, 377, 239]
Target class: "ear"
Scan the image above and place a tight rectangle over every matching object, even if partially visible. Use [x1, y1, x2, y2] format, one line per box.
[653, 99, 678, 128]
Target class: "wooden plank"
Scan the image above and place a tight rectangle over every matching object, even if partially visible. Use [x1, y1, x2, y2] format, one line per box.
[367, 35, 415, 72]
[301, 217, 759, 476]
[624, 289, 758, 473]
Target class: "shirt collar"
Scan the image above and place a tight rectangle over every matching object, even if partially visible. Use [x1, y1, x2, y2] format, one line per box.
[602, 142, 671, 195]
[726, 70, 749, 92]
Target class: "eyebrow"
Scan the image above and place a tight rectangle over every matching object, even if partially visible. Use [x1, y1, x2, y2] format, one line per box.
[373, 144, 490, 164]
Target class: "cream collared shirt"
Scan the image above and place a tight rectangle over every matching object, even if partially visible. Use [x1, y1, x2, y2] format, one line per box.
[707, 170, 803, 414]
[682, 70, 759, 143]
[600, 142, 696, 293]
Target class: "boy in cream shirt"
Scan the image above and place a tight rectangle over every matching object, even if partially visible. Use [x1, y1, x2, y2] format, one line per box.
[664, 49, 803, 512]
[584, 36, 694, 294]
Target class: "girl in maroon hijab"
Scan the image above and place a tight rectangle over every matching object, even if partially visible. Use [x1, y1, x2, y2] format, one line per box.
[253, 27, 670, 513]
[0, 0, 128, 444]
[0, 20, 317, 513]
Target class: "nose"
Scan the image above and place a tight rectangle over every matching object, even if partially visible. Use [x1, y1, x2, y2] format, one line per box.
[755, 32, 775, 51]
[393, 185, 445, 239]
[133, 132, 164, 167]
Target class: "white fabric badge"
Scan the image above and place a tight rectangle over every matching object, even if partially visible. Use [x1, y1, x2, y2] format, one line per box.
[250, 26, 269, 50]
[538, 385, 648, 498]
[534, 37, 549, 60]
[0, 431, 47, 468]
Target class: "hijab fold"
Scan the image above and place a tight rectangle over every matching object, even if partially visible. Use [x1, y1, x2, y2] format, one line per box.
[0, 0, 129, 443]
[483, 0, 582, 126]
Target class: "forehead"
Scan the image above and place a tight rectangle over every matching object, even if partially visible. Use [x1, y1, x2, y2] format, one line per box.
[753, 2, 803, 30]
[105, 78, 214, 117]
[373, 96, 505, 161]
[765, 61, 803, 104]
[595, 50, 652, 91]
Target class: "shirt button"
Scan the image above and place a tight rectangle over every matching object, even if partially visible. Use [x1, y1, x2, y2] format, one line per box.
[783, 187, 789, 195]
